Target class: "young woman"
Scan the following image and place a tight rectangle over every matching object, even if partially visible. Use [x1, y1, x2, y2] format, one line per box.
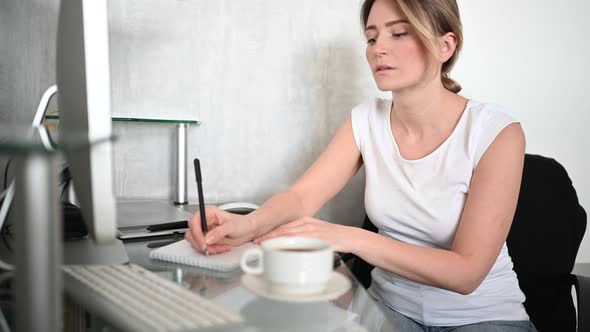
[186, 0, 536, 330]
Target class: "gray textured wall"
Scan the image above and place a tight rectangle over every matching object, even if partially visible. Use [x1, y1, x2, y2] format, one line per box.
[1, 0, 374, 227]
[109, 0, 375, 226]
[0, 0, 59, 124]
[1, 0, 60, 198]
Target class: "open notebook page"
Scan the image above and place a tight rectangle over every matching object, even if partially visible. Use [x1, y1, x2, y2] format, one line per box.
[149, 240, 259, 272]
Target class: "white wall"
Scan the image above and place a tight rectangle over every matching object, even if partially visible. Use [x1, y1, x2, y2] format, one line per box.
[454, 0, 590, 262]
[1, 0, 588, 262]
[106, 0, 375, 228]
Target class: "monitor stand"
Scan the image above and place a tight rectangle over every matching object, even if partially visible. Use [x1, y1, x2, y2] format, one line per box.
[64, 237, 129, 265]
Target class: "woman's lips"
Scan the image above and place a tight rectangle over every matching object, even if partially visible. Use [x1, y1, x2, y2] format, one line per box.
[376, 66, 395, 74]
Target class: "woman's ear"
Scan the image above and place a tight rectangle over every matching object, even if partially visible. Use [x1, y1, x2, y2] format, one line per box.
[439, 32, 457, 63]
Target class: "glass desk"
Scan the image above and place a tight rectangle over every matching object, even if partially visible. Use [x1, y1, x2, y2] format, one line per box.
[0, 200, 396, 332]
[78, 203, 396, 332]
[93, 235, 396, 332]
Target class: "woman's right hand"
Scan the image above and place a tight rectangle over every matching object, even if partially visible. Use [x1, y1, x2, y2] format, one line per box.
[184, 205, 258, 255]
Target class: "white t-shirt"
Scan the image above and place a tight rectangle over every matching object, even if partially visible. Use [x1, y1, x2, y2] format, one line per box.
[351, 98, 529, 326]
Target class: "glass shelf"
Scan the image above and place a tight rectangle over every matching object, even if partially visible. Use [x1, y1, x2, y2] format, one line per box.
[44, 114, 199, 125]
[0, 123, 111, 155]
[44, 112, 196, 204]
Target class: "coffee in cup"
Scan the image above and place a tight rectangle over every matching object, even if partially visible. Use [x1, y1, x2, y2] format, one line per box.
[240, 237, 333, 295]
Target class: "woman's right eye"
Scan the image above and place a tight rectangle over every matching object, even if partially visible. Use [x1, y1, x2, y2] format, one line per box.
[392, 32, 408, 39]
[367, 38, 376, 45]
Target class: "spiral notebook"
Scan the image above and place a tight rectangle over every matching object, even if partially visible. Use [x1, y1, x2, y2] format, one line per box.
[149, 240, 259, 272]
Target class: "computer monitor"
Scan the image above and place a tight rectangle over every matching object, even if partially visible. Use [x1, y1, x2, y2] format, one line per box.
[55, 0, 126, 261]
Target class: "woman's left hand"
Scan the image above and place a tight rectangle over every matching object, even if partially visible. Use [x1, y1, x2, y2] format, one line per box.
[253, 217, 355, 253]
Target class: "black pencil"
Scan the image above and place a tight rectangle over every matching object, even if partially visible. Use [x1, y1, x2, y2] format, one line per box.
[193, 158, 209, 255]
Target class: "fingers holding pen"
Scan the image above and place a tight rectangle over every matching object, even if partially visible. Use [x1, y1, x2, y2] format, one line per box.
[185, 229, 201, 251]
[185, 229, 231, 254]
[187, 204, 257, 252]
[188, 206, 223, 252]
[203, 220, 232, 246]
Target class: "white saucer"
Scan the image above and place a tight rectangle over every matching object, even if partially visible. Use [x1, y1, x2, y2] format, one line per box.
[240, 272, 351, 303]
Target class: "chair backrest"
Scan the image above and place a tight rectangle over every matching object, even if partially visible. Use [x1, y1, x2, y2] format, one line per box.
[506, 154, 587, 332]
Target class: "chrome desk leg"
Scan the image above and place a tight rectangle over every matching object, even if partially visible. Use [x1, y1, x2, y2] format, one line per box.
[15, 153, 61, 332]
[174, 123, 188, 204]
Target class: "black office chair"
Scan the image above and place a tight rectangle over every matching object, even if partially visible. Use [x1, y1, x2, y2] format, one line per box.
[344, 154, 589, 332]
[506, 154, 588, 332]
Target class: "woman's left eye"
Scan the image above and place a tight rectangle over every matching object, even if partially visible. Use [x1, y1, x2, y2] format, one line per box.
[392, 32, 408, 39]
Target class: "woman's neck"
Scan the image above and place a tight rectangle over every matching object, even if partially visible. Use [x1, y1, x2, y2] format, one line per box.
[390, 79, 466, 139]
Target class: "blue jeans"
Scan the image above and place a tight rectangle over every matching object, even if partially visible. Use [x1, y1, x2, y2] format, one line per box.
[376, 302, 538, 332]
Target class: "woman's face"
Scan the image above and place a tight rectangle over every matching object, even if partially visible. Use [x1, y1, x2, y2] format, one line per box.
[365, 0, 433, 92]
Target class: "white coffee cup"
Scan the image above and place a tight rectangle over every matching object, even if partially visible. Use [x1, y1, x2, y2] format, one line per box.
[240, 237, 333, 295]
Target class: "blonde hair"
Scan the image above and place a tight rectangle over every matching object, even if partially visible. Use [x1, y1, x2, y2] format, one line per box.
[361, 0, 463, 93]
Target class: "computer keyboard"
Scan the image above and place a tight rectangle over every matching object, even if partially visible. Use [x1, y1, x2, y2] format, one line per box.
[63, 264, 242, 332]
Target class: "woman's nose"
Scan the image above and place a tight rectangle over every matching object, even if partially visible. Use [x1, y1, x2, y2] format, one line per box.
[372, 38, 389, 56]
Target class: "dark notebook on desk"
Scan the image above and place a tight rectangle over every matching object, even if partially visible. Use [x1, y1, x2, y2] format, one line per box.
[116, 200, 193, 239]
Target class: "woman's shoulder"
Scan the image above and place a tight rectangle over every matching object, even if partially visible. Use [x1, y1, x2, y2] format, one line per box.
[465, 99, 516, 123]
[351, 97, 391, 117]
[465, 100, 521, 166]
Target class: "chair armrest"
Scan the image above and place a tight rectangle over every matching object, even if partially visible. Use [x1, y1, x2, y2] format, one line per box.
[573, 274, 590, 332]
[339, 252, 356, 264]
